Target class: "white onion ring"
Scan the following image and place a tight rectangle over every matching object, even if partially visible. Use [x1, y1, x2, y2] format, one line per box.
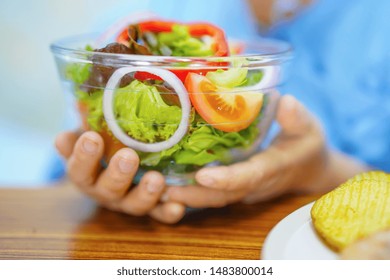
[258, 65, 280, 89]
[103, 66, 191, 153]
[242, 65, 281, 91]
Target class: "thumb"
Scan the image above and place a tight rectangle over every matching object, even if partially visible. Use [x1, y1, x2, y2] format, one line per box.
[276, 95, 312, 137]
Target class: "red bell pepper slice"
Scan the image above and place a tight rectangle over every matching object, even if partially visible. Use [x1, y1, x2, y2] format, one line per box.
[136, 20, 229, 57]
[116, 20, 229, 83]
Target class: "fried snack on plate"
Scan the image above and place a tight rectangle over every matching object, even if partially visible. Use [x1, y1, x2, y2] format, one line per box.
[341, 229, 390, 259]
[311, 171, 390, 251]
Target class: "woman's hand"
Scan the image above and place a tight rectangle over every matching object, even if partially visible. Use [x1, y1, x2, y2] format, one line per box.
[55, 131, 186, 224]
[162, 95, 368, 208]
[56, 95, 368, 222]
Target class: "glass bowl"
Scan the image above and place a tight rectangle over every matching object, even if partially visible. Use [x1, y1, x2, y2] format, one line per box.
[51, 34, 292, 185]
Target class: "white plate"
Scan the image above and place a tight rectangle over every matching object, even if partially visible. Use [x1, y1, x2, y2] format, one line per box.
[262, 202, 339, 260]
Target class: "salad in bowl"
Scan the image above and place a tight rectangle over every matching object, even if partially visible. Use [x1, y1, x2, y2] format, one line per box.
[51, 19, 291, 185]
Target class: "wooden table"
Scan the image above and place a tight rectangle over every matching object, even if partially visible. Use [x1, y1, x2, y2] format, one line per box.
[0, 181, 318, 259]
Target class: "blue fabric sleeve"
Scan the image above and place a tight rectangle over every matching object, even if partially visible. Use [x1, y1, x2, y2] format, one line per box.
[270, 0, 390, 171]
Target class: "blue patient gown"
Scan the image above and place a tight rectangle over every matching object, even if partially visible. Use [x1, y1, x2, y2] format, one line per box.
[268, 0, 390, 171]
[49, 0, 390, 182]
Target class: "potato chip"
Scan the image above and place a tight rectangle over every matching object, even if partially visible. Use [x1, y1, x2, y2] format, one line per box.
[311, 171, 390, 251]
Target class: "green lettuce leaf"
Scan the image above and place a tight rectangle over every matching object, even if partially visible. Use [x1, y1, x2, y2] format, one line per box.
[114, 80, 182, 143]
[240, 70, 264, 87]
[65, 45, 93, 84]
[76, 89, 104, 131]
[140, 120, 259, 167]
[156, 24, 213, 57]
[65, 63, 91, 84]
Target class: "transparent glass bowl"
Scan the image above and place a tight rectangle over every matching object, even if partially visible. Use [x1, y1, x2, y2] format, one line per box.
[51, 34, 292, 185]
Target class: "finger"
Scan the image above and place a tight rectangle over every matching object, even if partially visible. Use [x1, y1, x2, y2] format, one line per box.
[119, 171, 165, 216]
[164, 185, 246, 208]
[149, 202, 186, 224]
[55, 131, 80, 159]
[242, 175, 287, 204]
[276, 94, 313, 137]
[194, 153, 269, 191]
[67, 131, 104, 188]
[243, 187, 285, 204]
[94, 148, 139, 201]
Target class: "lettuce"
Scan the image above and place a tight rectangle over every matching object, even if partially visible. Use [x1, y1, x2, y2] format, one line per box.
[140, 120, 259, 167]
[114, 80, 182, 143]
[65, 63, 91, 84]
[75, 89, 104, 131]
[65, 45, 93, 84]
[240, 70, 264, 87]
[174, 125, 252, 165]
[156, 25, 213, 57]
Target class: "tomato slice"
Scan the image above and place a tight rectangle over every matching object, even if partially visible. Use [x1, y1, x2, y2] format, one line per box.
[185, 73, 263, 132]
